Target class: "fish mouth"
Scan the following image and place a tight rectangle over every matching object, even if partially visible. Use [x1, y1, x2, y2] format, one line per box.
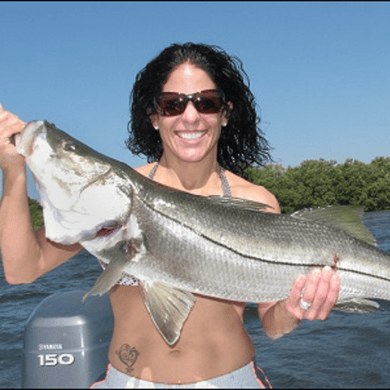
[15, 121, 46, 157]
[95, 222, 122, 237]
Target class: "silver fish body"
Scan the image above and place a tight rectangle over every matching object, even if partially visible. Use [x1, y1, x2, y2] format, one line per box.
[16, 121, 390, 345]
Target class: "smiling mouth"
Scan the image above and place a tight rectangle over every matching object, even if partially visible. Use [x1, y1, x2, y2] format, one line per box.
[177, 131, 206, 140]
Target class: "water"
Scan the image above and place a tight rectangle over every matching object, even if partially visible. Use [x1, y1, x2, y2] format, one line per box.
[1, 211, 390, 388]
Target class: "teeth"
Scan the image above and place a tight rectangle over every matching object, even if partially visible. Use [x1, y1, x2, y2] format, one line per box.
[178, 132, 205, 140]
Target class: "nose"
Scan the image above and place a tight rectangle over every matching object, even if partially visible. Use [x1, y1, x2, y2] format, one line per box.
[181, 101, 201, 125]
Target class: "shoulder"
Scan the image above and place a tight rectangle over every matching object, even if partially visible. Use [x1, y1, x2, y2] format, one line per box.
[134, 163, 155, 176]
[225, 170, 281, 214]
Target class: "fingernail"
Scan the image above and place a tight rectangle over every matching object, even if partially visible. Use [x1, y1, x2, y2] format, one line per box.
[323, 266, 332, 273]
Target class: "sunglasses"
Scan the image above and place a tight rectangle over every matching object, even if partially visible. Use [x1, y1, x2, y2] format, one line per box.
[155, 89, 225, 117]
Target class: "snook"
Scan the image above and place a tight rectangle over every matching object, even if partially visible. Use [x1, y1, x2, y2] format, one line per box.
[15, 121, 390, 345]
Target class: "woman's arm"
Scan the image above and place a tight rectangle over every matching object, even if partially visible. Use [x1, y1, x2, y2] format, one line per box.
[0, 106, 82, 284]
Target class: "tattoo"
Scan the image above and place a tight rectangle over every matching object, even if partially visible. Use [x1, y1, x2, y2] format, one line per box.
[115, 344, 139, 374]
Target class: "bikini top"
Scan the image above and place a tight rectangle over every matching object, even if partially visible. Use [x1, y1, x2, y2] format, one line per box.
[97, 163, 231, 286]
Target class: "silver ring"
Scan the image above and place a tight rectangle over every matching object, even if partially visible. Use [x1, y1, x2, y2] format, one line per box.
[299, 299, 312, 311]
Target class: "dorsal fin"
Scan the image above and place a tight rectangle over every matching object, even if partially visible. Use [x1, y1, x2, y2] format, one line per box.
[291, 205, 377, 246]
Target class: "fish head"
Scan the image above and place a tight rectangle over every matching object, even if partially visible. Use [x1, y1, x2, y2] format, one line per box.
[16, 121, 133, 244]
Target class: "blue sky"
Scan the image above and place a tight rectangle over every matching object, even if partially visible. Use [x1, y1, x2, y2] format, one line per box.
[1, 1, 389, 199]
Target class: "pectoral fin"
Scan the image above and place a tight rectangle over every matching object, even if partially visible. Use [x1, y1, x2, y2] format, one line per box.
[335, 298, 380, 313]
[139, 281, 196, 345]
[83, 240, 137, 301]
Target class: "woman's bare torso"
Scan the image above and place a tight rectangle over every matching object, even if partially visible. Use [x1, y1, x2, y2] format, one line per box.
[108, 286, 254, 384]
[104, 164, 278, 384]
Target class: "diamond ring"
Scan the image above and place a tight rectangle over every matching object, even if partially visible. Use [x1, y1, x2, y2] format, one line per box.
[299, 299, 312, 311]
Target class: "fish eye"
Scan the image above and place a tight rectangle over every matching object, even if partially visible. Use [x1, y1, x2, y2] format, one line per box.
[62, 141, 78, 152]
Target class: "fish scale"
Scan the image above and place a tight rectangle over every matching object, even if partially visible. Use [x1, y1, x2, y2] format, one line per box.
[15, 120, 390, 345]
[123, 186, 310, 302]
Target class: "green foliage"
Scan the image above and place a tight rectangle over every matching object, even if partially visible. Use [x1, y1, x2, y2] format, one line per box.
[28, 198, 43, 230]
[245, 157, 390, 213]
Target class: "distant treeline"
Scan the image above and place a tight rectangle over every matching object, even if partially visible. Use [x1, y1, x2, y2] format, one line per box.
[244, 157, 390, 214]
[29, 198, 43, 230]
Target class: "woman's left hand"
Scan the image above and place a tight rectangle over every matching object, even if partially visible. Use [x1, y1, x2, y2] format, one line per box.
[285, 266, 340, 321]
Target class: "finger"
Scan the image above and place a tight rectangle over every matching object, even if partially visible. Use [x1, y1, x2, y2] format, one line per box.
[301, 268, 321, 308]
[316, 272, 340, 320]
[0, 114, 17, 129]
[304, 267, 333, 320]
[284, 274, 307, 319]
[0, 107, 22, 125]
[0, 110, 10, 124]
[0, 115, 25, 139]
[0, 111, 15, 127]
[287, 274, 307, 307]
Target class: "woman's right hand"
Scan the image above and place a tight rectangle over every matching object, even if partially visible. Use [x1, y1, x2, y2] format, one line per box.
[0, 104, 27, 173]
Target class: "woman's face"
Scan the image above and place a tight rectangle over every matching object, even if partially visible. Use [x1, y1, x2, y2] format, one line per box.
[151, 63, 230, 164]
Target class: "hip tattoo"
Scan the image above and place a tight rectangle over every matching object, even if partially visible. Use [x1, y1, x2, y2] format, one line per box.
[116, 344, 140, 374]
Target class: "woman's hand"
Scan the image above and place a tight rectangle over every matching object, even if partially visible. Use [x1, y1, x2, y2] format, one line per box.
[0, 104, 26, 172]
[258, 267, 340, 340]
[286, 266, 340, 321]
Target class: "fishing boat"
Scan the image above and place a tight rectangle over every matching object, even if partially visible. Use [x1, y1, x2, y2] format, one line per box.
[22, 290, 113, 388]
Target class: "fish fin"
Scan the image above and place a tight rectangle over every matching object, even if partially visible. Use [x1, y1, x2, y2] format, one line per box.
[139, 281, 196, 345]
[291, 205, 377, 246]
[83, 240, 135, 301]
[207, 196, 273, 212]
[334, 298, 380, 313]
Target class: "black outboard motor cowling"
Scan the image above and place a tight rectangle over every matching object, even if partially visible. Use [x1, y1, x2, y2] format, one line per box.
[22, 290, 114, 388]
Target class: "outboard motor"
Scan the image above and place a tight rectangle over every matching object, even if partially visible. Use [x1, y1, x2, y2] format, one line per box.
[22, 290, 114, 388]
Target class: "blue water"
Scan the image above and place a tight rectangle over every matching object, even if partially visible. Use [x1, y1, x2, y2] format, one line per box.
[1, 211, 390, 388]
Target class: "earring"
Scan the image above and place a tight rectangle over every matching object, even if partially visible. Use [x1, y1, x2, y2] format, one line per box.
[154, 126, 159, 131]
[222, 122, 227, 127]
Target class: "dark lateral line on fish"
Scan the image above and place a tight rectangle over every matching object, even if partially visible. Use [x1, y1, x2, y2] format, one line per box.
[141, 202, 327, 267]
[141, 201, 307, 265]
[143, 201, 390, 284]
[336, 267, 390, 284]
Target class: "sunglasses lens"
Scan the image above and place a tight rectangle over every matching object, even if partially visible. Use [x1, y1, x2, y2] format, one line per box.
[196, 91, 224, 114]
[158, 96, 185, 116]
[157, 90, 224, 116]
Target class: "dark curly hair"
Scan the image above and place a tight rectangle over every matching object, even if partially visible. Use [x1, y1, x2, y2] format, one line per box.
[126, 42, 273, 177]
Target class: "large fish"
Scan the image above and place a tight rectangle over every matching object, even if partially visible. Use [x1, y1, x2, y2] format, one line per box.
[15, 121, 390, 345]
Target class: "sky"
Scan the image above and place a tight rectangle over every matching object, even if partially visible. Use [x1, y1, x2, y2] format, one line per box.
[1, 1, 389, 199]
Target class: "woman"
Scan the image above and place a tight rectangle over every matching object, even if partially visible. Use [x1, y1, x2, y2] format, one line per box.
[0, 43, 340, 388]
